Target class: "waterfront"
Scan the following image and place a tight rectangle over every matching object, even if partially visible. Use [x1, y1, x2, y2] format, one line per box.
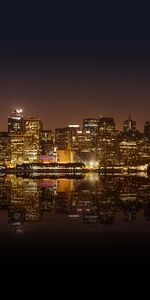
[1, 173, 150, 233]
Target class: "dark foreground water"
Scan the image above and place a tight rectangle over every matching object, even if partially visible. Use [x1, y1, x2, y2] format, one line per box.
[1, 173, 150, 266]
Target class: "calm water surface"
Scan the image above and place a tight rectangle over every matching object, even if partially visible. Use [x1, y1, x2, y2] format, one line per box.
[0, 173, 150, 233]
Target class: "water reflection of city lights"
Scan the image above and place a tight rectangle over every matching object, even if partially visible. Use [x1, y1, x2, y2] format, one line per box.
[0, 173, 150, 232]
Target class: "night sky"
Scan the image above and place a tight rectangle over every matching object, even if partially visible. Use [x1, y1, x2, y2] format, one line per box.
[0, 4, 150, 132]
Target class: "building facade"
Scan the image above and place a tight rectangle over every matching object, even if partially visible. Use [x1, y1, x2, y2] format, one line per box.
[8, 109, 24, 134]
[24, 117, 42, 162]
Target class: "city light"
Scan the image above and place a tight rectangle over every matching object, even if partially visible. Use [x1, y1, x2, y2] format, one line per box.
[88, 161, 99, 168]
[0, 109, 150, 175]
[16, 109, 23, 114]
[68, 125, 80, 128]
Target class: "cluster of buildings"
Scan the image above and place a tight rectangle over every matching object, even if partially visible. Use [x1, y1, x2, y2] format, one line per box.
[1, 108, 150, 167]
[0, 109, 54, 167]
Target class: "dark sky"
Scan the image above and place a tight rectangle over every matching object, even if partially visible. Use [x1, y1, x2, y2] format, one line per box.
[0, 4, 150, 132]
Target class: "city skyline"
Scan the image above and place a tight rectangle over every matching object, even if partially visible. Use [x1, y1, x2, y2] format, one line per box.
[1, 107, 150, 169]
[0, 107, 149, 133]
[1, 40, 150, 132]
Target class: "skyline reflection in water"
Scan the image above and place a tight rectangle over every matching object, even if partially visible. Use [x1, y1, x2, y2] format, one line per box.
[0, 173, 150, 233]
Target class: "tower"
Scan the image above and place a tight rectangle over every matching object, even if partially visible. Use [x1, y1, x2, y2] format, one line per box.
[123, 113, 136, 133]
[24, 117, 42, 162]
[8, 109, 24, 134]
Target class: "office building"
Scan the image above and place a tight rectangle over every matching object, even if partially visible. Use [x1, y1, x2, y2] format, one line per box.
[40, 130, 54, 154]
[76, 130, 93, 151]
[96, 117, 117, 166]
[10, 133, 25, 165]
[55, 125, 80, 150]
[123, 114, 136, 133]
[24, 117, 42, 162]
[144, 121, 150, 139]
[83, 118, 98, 148]
[8, 109, 24, 134]
[0, 132, 10, 164]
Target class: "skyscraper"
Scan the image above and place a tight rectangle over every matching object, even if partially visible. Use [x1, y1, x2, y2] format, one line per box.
[99, 117, 116, 133]
[123, 114, 136, 133]
[24, 117, 42, 162]
[55, 127, 71, 150]
[83, 118, 99, 133]
[96, 117, 117, 166]
[40, 130, 54, 154]
[55, 125, 80, 150]
[0, 132, 10, 164]
[8, 109, 24, 134]
[10, 133, 25, 165]
[144, 121, 150, 138]
[83, 118, 98, 149]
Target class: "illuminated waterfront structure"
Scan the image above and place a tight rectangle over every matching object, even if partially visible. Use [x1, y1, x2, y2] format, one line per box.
[8, 109, 24, 134]
[57, 149, 74, 163]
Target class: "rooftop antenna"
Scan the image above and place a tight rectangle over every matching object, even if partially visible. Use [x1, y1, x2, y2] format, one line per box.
[129, 112, 131, 121]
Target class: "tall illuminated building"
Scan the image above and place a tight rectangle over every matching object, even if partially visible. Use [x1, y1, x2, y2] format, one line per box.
[24, 117, 42, 134]
[144, 121, 150, 139]
[24, 117, 42, 162]
[40, 130, 54, 154]
[123, 114, 136, 133]
[68, 125, 80, 150]
[10, 133, 25, 165]
[99, 117, 115, 133]
[96, 117, 117, 166]
[118, 140, 138, 165]
[8, 109, 24, 134]
[55, 128, 69, 150]
[55, 125, 80, 150]
[83, 118, 99, 133]
[83, 118, 98, 149]
[76, 130, 93, 151]
[0, 132, 10, 164]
